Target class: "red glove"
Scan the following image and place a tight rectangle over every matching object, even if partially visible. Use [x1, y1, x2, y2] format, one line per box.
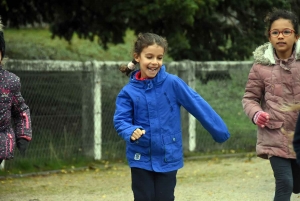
[253, 111, 269, 128]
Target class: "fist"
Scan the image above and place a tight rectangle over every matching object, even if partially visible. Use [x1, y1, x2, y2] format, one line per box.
[17, 138, 29, 157]
[130, 128, 145, 141]
[253, 111, 269, 128]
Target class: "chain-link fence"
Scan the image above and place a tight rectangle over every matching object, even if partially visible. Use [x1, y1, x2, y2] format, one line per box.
[2, 60, 256, 170]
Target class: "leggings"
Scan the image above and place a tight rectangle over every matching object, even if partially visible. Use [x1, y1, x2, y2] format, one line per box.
[270, 156, 300, 201]
[131, 168, 177, 201]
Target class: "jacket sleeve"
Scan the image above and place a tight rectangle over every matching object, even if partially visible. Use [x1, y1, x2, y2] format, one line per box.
[174, 77, 230, 143]
[242, 64, 264, 122]
[11, 77, 32, 141]
[113, 89, 143, 142]
[293, 112, 300, 165]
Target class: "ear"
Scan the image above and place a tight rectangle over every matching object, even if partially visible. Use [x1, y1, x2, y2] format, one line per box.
[133, 53, 139, 63]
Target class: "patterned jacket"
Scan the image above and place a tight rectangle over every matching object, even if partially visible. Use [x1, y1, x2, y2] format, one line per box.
[242, 41, 300, 159]
[0, 66, 32, 160]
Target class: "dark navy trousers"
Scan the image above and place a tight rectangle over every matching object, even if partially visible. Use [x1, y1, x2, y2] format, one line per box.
[270, 156, 300, 201]
[131, 167, 177, 201]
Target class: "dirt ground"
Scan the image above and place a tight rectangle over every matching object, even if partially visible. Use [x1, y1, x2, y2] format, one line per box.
[0, 156, 300, 201]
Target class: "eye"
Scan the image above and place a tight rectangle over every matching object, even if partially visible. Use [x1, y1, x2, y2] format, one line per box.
[271, 30, 279, 35]
[283, 30, 292, 34]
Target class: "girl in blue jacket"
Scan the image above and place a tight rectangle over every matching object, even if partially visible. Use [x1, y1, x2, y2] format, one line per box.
[113, 32, 230, 201]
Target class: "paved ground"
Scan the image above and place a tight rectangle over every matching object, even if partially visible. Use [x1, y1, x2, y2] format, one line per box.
[0, 156, 300, 201]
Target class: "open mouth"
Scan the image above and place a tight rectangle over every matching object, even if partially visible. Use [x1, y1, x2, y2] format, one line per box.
[147, 67, 159, 71]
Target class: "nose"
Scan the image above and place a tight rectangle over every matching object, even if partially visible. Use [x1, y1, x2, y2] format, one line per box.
[152, 58, 159, 64]
[278, 32, 284, 38]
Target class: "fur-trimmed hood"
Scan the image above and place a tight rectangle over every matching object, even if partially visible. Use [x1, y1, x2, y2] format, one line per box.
[253, 40, 300, 65]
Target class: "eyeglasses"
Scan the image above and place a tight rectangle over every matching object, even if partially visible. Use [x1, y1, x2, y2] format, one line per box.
[269, 28, 295, 37]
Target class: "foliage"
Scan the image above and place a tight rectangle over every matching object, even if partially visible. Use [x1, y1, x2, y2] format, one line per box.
[5, 28, 173, 62]
[5, 28, 128, 61]
[0, 0, 297, 61]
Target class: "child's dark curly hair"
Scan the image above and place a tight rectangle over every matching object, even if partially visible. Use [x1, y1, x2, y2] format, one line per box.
[264, 8, 299, 38]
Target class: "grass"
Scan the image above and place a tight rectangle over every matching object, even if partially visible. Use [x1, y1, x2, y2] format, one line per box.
[5, 28, 173, 62]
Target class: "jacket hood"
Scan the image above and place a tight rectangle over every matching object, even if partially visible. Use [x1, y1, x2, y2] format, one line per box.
[129, 65, 168, 88]
[253, 40, 300, 65]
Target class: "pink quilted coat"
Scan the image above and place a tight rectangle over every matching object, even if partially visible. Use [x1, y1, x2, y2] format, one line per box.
[242, 41, 300, 159]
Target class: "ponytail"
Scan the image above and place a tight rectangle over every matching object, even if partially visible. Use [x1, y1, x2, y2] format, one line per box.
[119, 59, 138, 76]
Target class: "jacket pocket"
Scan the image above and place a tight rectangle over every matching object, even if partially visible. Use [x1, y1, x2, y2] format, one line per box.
[127, 137, 151, 162]
[0, 132, 15, 159]
[6, 133, 14, 158]
[162, 133, 182, 163]
[266, 121, 283, 129]
[258, 121, 285, 148]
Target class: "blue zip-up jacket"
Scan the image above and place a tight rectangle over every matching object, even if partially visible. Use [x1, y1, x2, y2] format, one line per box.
[114, 65, 230, 172]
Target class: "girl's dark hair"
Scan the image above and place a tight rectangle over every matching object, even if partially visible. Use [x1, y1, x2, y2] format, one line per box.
[264, 8, 299, 37]
[119, 32, 168, 76]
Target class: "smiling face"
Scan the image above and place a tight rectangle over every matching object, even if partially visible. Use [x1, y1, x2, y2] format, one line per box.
[268, 18, 299, 59]
[134, 44, 164, 79]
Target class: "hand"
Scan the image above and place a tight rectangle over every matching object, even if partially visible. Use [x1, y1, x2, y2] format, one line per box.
[16, 138, 29, 157]
[253, 111, 269, 128]
[130, 129, 145, 141]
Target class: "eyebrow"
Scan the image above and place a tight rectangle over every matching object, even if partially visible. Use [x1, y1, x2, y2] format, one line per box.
[270, 28, 294, 30]
[144, 53, 164, 56]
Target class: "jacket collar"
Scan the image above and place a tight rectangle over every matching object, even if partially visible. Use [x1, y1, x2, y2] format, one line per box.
[129, 65, 168, 89]
[253, 40, 300, 65]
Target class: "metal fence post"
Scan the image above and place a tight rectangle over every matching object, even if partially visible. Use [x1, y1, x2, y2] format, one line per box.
[176, 61, 196, 153]
[187, 61, 196, 152]
[92, 62, 102, 160]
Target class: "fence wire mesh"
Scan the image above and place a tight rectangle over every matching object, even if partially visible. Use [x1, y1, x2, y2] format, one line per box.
[3, 60, 256, 170]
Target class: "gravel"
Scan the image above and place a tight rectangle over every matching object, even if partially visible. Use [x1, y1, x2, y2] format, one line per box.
[0, 156, 299, 201]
